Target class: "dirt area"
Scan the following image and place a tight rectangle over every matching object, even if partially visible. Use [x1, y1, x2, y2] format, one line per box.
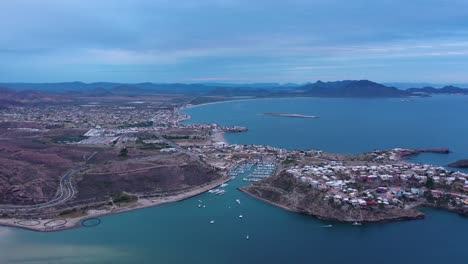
[76, 152, 222, 201]
[0, 138, 103, 205]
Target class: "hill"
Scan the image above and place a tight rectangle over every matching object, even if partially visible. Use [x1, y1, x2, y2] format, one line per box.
[297, 80, 410, 97]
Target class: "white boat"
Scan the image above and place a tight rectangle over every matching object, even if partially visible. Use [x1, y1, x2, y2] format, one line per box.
[236, 199, 241, 204]
[220, 183, 228, 188]
[323, 224, 333, 228]
[203, 205, 206, 208]
[239, 214, 243, 218]
[352, 222, 362, 226]
[246, 235, 250, 240]
[210, 220, 215, 224]
[198, 204, 201, 208]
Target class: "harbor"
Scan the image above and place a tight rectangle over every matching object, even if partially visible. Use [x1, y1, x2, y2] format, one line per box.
[227, 162, 277, 182]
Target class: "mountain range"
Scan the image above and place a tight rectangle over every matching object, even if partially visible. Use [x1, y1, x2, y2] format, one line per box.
[1, 80, 467, 106]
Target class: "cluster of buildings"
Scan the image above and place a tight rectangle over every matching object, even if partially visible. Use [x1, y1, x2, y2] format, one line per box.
[284, 159, 468, 210]
[0, 104, 189, 129]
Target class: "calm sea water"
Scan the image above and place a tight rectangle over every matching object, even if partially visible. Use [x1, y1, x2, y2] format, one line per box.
[1, 96, 467, 264]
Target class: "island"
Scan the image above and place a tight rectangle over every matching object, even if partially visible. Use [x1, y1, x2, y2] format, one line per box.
[262, 113, 319, 119]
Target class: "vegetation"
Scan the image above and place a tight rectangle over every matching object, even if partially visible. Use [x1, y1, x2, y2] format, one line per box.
[119, 147, 128, 157]
[425, 176, 435, 189]
[52, 135, 87, 143]
[163, 135, 190, 140]
[112, 192, 137, 204]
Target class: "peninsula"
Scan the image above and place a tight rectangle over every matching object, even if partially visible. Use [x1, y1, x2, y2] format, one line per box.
[241, 148, 468, 223]
[448, 159, 468, 168]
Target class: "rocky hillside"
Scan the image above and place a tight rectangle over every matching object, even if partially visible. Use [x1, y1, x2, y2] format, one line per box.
[241, 171, 424, 223]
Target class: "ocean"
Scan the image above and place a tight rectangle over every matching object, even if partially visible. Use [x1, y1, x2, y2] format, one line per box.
[0, 96, 467, 263]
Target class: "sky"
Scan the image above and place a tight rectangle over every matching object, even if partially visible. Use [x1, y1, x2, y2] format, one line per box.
[1, 0, 468, 84]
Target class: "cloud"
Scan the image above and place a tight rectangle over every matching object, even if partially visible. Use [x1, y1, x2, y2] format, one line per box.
[1, 0, 468, 82]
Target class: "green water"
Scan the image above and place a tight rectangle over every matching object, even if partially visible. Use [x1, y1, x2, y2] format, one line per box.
[1, 96, 467, 263]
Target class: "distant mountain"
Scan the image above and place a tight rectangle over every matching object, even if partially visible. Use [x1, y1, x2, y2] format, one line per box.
[407, 86, 468, 95]
[200, 82, 301, 88]
[5, 80, 467, 100]
[297, 80, 410, 97]
[385, 82, 468, 89]
[0, 87, 66, 106]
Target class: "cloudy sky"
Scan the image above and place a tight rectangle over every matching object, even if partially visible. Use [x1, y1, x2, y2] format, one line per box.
[1, 0, 468, 83]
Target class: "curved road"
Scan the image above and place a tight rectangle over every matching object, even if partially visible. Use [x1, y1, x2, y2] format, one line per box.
[0, 167, 85, 211]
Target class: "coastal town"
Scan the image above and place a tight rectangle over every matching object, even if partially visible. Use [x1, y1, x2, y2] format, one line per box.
[0, 99, 467, 231]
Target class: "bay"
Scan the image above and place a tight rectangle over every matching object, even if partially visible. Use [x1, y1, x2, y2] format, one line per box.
[1, 96, 467, 264]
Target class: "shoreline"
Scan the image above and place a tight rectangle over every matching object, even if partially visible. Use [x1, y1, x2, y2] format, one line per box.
[0, 176, 232, 232]
[212, 130, 229, 145]
[181, 97, 261, 110]
[239, 187, 426, 224]
[181, 94, 431, 111]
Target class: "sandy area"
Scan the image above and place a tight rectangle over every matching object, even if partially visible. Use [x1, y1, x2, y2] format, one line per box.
[0, 177, 232, 232]
[212, 131, 228, 145]
[181, 97, 264, 110]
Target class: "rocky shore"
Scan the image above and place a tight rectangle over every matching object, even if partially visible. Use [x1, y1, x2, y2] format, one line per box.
[240, 167, 467, 224]
[448, 159, 468, 168]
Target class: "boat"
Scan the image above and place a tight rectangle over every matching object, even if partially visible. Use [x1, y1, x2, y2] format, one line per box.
[246, 234, 250, 240]
[352, 222, 362, 226]
[323, 224, 333, 228]
[203, 205, 206, 208]
[210, 220, 215, 224]
[198, 204, 201, 208]
[235, 199, 241, 204]
[220, 183, 228, 188]
[239, 214, 243, 218]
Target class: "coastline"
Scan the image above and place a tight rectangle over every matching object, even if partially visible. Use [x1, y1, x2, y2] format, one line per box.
[181, 97, 260, 110]
[0, 176, 232, 232]
[212, 130, 229, 145]
[239, 187, 426, 224]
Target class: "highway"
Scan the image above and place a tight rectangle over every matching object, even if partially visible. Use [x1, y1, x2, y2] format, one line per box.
[0, 167, 85, 211]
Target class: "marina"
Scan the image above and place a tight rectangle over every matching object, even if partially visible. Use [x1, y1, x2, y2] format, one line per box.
[227, 162, 277, 182]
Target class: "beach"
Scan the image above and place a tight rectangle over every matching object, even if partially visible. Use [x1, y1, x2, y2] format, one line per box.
[0, 176, 232, 232]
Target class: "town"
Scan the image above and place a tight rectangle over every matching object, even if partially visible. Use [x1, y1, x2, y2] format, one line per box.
[0, 98, 467, 230]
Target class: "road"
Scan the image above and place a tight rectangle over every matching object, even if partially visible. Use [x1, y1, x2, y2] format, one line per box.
[156, 134, 199, 159]
[0, 167, 85, 211]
